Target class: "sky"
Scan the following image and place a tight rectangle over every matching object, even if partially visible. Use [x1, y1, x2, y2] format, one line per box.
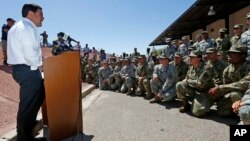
[0, 0, 196, 55]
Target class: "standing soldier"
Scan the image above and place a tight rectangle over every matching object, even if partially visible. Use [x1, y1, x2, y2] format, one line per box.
[241, 12, 250, 61]
[163, 38, 176, 61]
[177, 36, 190, 57]
[131, 47, 140, 58]
[209, 45, 250, 116]
[192, 34, 202, 50]
[198, 31, 214, 54]
[216, 28, 231, 55]
[98, 60, 113, 90]
[85, 58, 97, 84]
[135, 55, 153, 99]
[150, 54, 178, 103]
[120, 58, 135, 95]
[176, 50, 215, 117]
[231, 24, 244, 46]
[169, 52, 189, 81]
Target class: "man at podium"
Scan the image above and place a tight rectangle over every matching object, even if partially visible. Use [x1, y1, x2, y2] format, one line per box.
[7, 3, 46, 141]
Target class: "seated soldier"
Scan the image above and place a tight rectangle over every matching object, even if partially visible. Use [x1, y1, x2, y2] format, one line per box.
[209, 45, 250, 116]
[150, 54, 178, 103]
[176, 50, 215, 117]
[85, 58, 98, 84]
[232, 84, 250, 125]
[120, 58, 136, 95]
[205, 48, 227, 85]
[169, 52, 189, 81]
[109, 60, 123, 91]
[135, 55, 154, 99]
[98, 60, 113, 90]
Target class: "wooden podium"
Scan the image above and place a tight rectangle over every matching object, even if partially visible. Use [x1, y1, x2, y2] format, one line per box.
[42, 51, 83, 141]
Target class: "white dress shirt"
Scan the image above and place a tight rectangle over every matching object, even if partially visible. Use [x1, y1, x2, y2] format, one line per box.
[7, 18, 42, 70]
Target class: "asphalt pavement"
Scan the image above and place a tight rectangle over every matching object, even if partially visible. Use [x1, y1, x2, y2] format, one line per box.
[80, 89, 239, 141]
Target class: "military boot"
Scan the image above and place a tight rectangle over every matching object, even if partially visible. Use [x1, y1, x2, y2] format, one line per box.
[145, 92, 154, 100]
[179, 100, 191, 113]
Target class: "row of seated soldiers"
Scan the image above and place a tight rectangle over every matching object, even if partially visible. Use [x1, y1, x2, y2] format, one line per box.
[80, 44, 250, 125]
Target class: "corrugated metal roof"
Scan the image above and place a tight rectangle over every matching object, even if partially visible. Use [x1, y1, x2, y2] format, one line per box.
[149, 0, 250, 46]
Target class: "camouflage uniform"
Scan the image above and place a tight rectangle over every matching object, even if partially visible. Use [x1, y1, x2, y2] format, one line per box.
[109, 63, 123, 90]
[176, 52, 215, 116]
[241, 30, 250, 60]
[238, 86, 250, 125]
[85, 63, 97, 84]
[163, 44, 176, 61]
[216, 62, 250, 116]
[150, 64, 178, 101]
[198, 38, 214, 54]
[177, 43, 189, 57]
[98, 65, 113, 90]
[135, 62, 153, 96]
[231, 35, 242, 46]
[216, 37, 231, 53]
[169, 60, 189, 81]
[120, 64, 135, 94]
[206, 60, 227, 85]
[80, 57, 88, 81]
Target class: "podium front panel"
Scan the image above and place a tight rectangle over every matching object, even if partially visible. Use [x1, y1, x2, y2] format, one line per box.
[43, 51, 82, 141]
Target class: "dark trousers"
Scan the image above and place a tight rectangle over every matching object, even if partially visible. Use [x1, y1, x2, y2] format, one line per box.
[12, 64, 45, 141]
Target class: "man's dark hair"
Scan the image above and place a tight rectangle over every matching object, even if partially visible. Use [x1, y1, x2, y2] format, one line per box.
[22, 3, 42, 17]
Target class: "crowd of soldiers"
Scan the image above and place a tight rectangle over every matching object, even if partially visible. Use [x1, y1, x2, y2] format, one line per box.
[80, 12, 250, 125]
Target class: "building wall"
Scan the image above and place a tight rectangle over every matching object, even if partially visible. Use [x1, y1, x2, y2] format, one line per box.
[206, 19, 225, 40]
[192, 29, 203, 41]
[191, 6, 250, 40]
[229, 5, 250, 36]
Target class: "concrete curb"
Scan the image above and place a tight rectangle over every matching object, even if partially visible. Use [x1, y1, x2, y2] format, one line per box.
[0, 84, 96, 141]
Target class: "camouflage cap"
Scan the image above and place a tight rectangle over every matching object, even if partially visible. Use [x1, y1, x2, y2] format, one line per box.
[217, 51, 223, 56]
[227, 45, 247, 53]
[234, 24, 243, 29]
[174, 52, 183, 58]
[165, 38, 171, 43]
[219, 28, 227, 33]
[205, 48, 217, 54]
[137, 55, 146, 59]
[201, 31, 208, 34]
[124, 57, 131, 61]
[189, 50, 202, 57]
[246, 12, 250, 19]
[159, 54, 169, 59]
